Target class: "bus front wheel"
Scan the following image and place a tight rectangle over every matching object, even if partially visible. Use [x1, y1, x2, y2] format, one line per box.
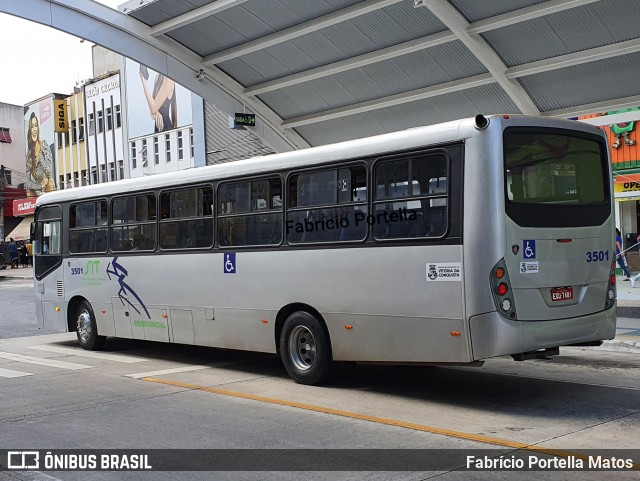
[280, 311, 332, 385]
[75, 300, 106, 351]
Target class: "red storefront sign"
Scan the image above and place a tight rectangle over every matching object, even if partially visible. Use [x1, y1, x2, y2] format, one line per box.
[13, 197, 38, 216]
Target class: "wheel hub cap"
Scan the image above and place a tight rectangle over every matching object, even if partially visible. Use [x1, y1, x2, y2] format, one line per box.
[77, 310, 92, 343]
[289, 325, 316, 371]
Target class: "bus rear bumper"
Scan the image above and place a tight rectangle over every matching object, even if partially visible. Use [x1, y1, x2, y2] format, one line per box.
[469, 306, 616, 361]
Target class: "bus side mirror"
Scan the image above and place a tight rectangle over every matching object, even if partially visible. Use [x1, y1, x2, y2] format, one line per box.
[30, 222, 38, 240]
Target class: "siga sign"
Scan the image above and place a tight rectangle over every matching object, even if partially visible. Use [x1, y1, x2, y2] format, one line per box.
[54, 100, 68, 133]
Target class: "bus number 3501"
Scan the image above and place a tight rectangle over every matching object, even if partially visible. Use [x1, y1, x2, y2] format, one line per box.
[71, 267, 84, 275]
[585, 251, 609, 262]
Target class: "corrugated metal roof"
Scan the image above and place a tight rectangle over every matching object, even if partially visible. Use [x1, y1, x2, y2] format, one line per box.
[295, 83, 520, 145]
[114, 0, 640, 149]
[520, 52, 640, 112]
[255, 41, 487, 119]
[449, 0, 548, 22]
[219, 2, 446, 86]
[204, 102, 275, 164]
[484, 0, 640, 67]
[122, 1, 177, 25]
[168, 0, 362, 56]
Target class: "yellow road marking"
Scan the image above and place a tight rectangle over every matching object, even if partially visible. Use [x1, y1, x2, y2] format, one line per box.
[143, 376, 639, 469]
[145, 377, 527, 447]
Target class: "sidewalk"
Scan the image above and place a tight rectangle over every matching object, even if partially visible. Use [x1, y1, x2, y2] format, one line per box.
[1, 267, 638, 351]
[0, 265, 33, 279]
[614, 274, 640, 314]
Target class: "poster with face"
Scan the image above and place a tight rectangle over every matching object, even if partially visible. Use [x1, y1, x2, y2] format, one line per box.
[24, 98, 56, 196]
[125, 58, 193, 139]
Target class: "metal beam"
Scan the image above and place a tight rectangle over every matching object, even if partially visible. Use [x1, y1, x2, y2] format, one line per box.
[202, 0, 403, 66]
[281, 74, 494, 128]
[150, 0, 248, 37]
[542, 95, 640, 119]
[506, 38, 640, 79]
[421, 0, 539, 115]
[245, 31, 456, 96]
[579, 110, 640, 126]
[468, 0, 601, 34]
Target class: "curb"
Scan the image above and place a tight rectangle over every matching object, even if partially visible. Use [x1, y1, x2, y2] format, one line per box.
[616, 306, 640, 318]
[598, 338, 640, 353]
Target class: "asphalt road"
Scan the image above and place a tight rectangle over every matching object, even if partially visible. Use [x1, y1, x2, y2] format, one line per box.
[0, 280, 638, 481]
[0, 278, 38, 339]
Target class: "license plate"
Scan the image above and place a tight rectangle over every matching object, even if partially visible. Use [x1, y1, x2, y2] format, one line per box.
[551, 287, 573, 301]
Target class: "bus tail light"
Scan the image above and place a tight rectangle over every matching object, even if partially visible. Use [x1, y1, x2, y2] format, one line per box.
[605, 261, 616, 310]
[491, 259, 517, 319]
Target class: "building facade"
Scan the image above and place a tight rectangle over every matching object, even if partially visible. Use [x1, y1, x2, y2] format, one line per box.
[24, 94, 63, 195]
[123, 58, 202, 177]
[56, 90, 89, 189]
[0, 102, 27, 242]
[581, 109, 640, 250]
[84, 72, 126, 184]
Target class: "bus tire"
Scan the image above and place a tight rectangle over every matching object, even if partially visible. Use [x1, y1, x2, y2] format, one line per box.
[280, 311, 332, 385]
[75, 300, 106, 350]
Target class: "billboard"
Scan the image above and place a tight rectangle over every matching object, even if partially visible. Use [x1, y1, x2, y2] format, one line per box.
[24, 98, 57, 196]
[125, 59, 193, 139]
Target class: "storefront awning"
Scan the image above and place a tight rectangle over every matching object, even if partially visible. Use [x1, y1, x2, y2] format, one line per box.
[613, 173, 640, 184]
[4, 217, 33, 242]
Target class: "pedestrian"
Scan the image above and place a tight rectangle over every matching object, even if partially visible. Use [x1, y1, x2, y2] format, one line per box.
[20, 241, 28, 268]
[26, 240, 33, 267]
[631, 234, 640, 288]
[8, 238, 18, 269]
[615, 228, 631, 280]
[0, 241, 6, 269]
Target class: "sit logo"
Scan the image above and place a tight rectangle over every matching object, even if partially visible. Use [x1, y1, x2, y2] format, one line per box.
[85, 260, 100, 276]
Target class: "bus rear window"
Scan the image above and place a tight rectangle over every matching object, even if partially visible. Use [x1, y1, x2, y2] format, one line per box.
[504, 128, 610, 227]
[505, 130, 607, 205]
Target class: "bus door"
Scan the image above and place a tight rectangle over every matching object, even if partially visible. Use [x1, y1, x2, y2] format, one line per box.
[33, 206, 66, 332]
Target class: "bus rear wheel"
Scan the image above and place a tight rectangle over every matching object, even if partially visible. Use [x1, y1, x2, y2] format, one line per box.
[280, 311, 332, 385]
[75, 300, 106, 350]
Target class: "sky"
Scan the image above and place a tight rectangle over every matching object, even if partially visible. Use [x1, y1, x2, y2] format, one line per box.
[0, 0, 123, 106]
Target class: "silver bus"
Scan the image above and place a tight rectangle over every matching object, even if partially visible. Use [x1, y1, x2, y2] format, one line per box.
[33, 114, 616, 385]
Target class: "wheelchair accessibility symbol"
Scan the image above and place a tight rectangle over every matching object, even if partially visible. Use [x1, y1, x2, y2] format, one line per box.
[224, 252, 236, 273]
[523, 240, 536, 259]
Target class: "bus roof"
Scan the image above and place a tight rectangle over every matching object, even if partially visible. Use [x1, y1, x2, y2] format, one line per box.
[36, 115, 602, 205]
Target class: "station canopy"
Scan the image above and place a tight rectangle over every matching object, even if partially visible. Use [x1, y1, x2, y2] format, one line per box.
[116, 0, 640, 148]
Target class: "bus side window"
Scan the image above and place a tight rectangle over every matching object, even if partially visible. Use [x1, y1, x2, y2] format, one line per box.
[39, 220, 61, 255]
[218, 178, 282, 247]
[287, 166, 367, 244]
[69, 200, 108, 254]
[111, 194, 157, 252]
[373, 153, 448, 239]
